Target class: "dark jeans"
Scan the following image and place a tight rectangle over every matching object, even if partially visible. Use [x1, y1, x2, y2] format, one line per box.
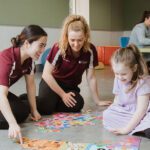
[37, 79, 84, 115]
[0, 92, 30, 129]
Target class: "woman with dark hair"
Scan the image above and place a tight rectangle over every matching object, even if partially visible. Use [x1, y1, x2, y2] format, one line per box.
[129, 11, 150, 72]
[0, 25, 47, 143]
[129, 11, 150, 47]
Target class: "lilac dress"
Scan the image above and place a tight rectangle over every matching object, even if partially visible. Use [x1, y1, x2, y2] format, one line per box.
[103, 76, 150, 135]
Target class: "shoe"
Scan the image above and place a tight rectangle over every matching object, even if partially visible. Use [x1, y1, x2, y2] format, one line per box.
[144, 128, 150, 139]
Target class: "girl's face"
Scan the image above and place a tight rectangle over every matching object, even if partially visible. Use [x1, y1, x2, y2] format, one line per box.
[27, 36, 47, 60]
[112, 63, 136, 84]
[68, 30, 85, 53]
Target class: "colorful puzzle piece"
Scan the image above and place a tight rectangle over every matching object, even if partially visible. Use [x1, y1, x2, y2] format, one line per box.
[35, 111, 102, 132]
[17, 136, 141, 150]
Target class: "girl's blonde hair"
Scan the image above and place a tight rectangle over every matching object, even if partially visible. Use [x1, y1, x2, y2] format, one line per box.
[111, 44, 148, 91]
[59, 15, 90, 57]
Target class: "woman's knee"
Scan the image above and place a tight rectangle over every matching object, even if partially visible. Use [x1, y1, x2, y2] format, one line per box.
[7, 92, 30, 123]
[38, 79, 51, 97]
[0, 101, 30, 126]
[36, 96, 58, 115]
[0, 113, 9, 129]
[70, 91, 84, 112]
[38, 80, 61, 114]
[11, 101, 30, 123]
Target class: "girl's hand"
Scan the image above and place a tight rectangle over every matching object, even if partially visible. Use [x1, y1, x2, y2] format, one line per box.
[62, 92, 77, 107]
[96, 100, 112, 106]
[8, 123, 23, 144]
[111, 127, 130, 135]
[31, 110, 41, 121]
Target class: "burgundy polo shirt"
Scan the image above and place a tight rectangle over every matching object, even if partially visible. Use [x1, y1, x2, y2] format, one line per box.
[47, 43, 98, 87]
[0, 47, 35, 87]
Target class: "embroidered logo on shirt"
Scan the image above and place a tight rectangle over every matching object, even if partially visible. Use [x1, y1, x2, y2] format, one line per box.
[22, 69, 28, 74]
[63, 58, 70, 62]
[78, 60, 88, 64]
[10, 75, 18, 79]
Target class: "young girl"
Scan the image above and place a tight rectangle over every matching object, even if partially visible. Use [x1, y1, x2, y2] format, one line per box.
[0, 25, 47, 143]
[38, 15, 111, 115]
[103, 44, 150, 138]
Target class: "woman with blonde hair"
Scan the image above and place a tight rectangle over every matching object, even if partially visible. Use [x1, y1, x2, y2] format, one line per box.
[38, 15, 111, 114]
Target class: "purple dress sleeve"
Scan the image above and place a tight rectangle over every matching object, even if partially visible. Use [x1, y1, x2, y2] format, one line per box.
[113, 77, 120, 95]
[137, 76, 150, 96]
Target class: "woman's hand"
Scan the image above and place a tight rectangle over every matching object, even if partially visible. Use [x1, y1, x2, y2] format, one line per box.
[95, 100, 112, 106]
[31, 109, 41, 121]
[62, 92, 77, 107]
[111, 127, 130, 135]
[8, 123, 23, 144]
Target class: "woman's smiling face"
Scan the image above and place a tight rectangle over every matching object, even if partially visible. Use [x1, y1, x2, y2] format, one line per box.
[68, 30, 85, 53]
[27, 36, 47, 60]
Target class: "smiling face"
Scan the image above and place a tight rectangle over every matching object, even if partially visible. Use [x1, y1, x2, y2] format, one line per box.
[112, 62, 136, 84]
[68, 30, 85, 53]
[27, 36, 47, 60]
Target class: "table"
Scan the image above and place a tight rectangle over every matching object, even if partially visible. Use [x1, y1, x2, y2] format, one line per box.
[139, 48, 150, 62]
[139, 48, 150, 53]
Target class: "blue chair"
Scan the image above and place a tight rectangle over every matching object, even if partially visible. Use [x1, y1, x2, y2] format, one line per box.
[41, 48, 51, 66]
[119, 37, 130, 48]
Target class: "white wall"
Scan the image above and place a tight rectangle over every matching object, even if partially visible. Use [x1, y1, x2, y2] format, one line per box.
[91, 30, 131, 47]
[75, 0, 89, 24]
[70, 0, 89, 24]
[91, 30, 123, 46]
[123, 31, 131, 37]
[0, 25, 61, 64]
[0, 25, 129, 64]
[0, 25, 124, 48]
[0, 25, 61, 51]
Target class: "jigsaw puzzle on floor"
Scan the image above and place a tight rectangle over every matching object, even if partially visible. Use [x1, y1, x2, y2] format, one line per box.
[18, 136, 141, 150]
[35, 111, 103, 132]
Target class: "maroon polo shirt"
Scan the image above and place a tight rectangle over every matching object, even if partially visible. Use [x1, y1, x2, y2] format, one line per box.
[47, 43, 98, 87]
[0, 47, 35, 87]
